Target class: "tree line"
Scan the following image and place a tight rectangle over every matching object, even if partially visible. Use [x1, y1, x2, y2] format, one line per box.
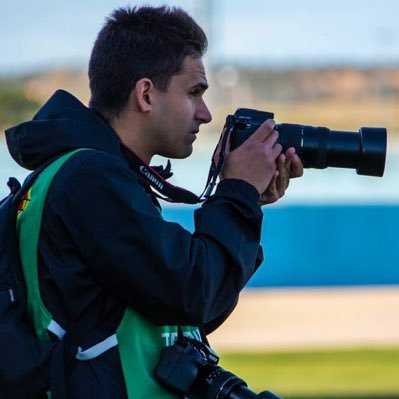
[0, 80, 41, 132]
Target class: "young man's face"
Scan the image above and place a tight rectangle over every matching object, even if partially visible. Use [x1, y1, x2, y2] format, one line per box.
[150, 56, 212, 159]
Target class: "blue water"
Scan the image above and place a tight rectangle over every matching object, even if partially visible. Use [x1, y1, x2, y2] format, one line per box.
[163, 205, 399, 288]
[1, 137, 398, 287]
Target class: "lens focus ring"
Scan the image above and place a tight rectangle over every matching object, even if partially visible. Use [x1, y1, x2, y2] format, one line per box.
[275, 124, 304, 157]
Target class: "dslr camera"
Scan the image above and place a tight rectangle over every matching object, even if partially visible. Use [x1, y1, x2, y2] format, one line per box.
[155, 336, 283, 399]
[228, 108, 387, 177]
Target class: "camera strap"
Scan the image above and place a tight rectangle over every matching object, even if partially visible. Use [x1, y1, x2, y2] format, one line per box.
[119, 127, 232, 204]
[120, 144, 202, 204]
[176, 325, 211, 347]
[202, 124, 233, 198]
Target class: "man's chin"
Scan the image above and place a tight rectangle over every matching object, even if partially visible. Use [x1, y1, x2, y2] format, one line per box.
[160, 145, 193, 159]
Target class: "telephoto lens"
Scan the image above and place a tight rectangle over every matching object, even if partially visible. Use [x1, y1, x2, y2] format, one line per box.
[229, 108, 387, 177]
[155, 337, 284, 399]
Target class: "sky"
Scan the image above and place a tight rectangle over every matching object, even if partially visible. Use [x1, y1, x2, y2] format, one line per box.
[1, 0, 399, 74]
[1, 0, 398, 203]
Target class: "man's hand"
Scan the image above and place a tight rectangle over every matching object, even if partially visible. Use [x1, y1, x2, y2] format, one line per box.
[258, 147, 303, 205]
[215, 120, 282, 195]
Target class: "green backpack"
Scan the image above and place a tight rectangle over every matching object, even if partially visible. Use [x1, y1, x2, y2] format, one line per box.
[13, 148, 202, 398]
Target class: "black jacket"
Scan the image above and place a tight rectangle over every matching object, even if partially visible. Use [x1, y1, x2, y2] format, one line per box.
[5, 90, 264, 398]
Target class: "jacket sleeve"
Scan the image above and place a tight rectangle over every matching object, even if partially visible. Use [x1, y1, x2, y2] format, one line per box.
[47, 152, 264, 328]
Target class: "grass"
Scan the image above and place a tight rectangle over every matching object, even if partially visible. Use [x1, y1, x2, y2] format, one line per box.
[218, 347, 399, 398]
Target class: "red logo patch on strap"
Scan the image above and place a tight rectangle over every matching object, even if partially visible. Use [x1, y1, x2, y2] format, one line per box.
[17, 188, 32, 218]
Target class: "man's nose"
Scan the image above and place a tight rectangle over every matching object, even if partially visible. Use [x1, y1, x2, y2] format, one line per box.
[197, 100, 212, 124]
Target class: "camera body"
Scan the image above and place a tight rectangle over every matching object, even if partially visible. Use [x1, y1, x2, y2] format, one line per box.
[227, 108, 387, 177]
[155, 336, 283, 399]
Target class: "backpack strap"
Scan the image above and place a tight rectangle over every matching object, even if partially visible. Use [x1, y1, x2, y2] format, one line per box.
[17, 148, 119, 356]
[16, 149, 91, 340]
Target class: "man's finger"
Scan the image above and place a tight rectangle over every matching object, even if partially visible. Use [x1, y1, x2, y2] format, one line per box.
[285, 147, 304, 178]
[276, 154, 289, 194]
[246, 119, 276, 144]
[284, 154, 292, 180]
[290, 153, 304, 178]
[271, 142, 283, 158]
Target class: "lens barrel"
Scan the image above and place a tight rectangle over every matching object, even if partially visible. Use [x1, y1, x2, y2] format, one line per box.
[274, 124, 387, 177]
[229, 108, 387, 177]
[192, 367, 274, 399]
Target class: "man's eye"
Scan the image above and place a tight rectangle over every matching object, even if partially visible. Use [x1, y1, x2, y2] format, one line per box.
[190, 90, 201, 97]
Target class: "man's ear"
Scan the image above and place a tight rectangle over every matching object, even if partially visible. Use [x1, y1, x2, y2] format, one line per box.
[133, 78, 154, 112]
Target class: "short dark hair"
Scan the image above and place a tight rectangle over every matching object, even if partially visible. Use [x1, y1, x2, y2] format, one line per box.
[88, 5, 207, 120]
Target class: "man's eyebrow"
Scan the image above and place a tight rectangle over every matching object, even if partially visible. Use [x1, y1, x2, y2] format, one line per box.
[191, 82, 209, 91]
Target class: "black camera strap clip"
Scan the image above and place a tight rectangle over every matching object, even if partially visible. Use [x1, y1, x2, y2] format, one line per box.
[119, 115, 241, 204]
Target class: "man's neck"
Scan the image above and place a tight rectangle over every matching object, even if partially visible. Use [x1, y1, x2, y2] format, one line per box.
[110, 115, 153, 164]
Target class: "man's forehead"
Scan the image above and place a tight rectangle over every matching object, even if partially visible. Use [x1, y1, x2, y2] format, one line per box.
[176, 56, 208, 85]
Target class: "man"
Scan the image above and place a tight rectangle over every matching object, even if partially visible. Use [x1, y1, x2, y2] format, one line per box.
[5, 5, 302, 399]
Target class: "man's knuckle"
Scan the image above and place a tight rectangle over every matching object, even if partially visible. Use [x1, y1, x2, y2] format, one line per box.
[275, 143, 283, 152]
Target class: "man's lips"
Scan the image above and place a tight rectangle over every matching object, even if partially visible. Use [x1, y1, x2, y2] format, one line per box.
[189, 130, 198, 142]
